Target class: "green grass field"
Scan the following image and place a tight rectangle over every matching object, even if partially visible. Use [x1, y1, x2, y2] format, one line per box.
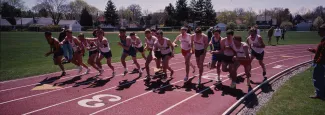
[257, 68, 325, 115]
[0, 31, 321, 81]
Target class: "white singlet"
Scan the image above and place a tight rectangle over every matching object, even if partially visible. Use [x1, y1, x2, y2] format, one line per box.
[155, 37, 171, 55]
[224, 37, 235, 56]
[130, 36, 143, 48]
[98, 37, 111, 52]
[146, 36, 157, 49]
[178, 34, 192, 50]
[193, 34, 205, 50]
[233, 42, 247, 58]
[68, 37, 79, 52]
[248, 35, 264, 53]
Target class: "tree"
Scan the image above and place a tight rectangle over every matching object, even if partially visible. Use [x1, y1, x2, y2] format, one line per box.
[175, 0, 189, 25]
[203, 0, 216, 26]
[227, 22, 236, 30]
[140, 17, 145, 26]
[1, 2, 20, 25]
[37, 0, 68, 25]
[21, 10, 34, 18]
[118, 6, 132, 20]
[280, 21, 293, 29]
[39, 8, 48, 17]
[146, 14, 152, 25]
[68, 0, 99, 20]
[216, 10, 236, 24]
[80, 8, 93, 26]
[164, 3, 176, 26]
[104, 0, 119, 26]
[127, 4, 142, 23]
[313, 16, 324, 30]
[1, 0, 26, 10]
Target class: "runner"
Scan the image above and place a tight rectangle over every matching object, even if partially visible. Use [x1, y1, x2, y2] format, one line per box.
[144, 29, 158, 79]
[118, 27, 142, 76]
[172, 26, 196, 81]
[129, 32, 147, 63]
[59, 27, 73, 63]
[61, 29, 89, 74]
[78, 33, 102, 74]
[151, 28, 163, 71]
[153, 30, 174, 79]
[209, 28, 224, 83]
[94, 29, 115, 76]
[267, 26, 275, 45]
[221, 29, 237, 88]
[246, 28, 267, 80]
[191, 27, 209, 85]
[44, 31, 66, 76]
[274, 26, 282, 44]
[232, 36, 252, 89]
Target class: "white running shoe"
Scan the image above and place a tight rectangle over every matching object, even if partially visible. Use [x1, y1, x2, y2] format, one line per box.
[123, 69, 128, 76]
[77, 66, 83, 73]
[230, 82, 236, 88]
[84, 68, 90, 74]
[184, 76, 188, 81]
[98, 69, 103, 76]
[139, 68, 142, 74]
[216, 76, 221, 83]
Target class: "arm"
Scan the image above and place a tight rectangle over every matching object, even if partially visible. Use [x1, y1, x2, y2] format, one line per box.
[191, 35, 195, 53]
[119, 39, 130, 51]
[308, 48, 316, 53]
[173, 35, 180, 47]
[167, 40, 175, 57]
[203, 35, 209, 51]
[74, 38, 85, 54]
[243, 45, 250, 60]
[85, 37, 98, 41]
[59, 38, 66, 45]
[256, 36, 266, 48]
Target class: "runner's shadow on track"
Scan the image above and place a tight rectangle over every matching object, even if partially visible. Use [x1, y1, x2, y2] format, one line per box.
[214, 83, 246, 100]
[53, 76, 82, 86]
[144, 78, 164, 91]
[236, 76, 245, 83]
[154, 78, 176, 94]
[116, 74, 142, 91]
[86, 76, 114, 88]
[243, 91, 259, 108]
[73, 76, 99, 87]
[196, 80, 215, 98]
[250, 80, 274, 93]
[37, 76, 62, 86]
[174, 76, 197, 92]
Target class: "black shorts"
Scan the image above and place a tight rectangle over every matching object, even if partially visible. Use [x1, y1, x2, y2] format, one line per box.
[53, 48, 64, 59]
[251, 49, 264, 60]
[154, 51, 162, 59]
[123, 47, 137, 57]
[161, 52, 172, 59]
[136, 46, 144, 53]
[195, 49, 205, 57]
[212, 54, 224, 62]
[223, 55, 234, 63]
[101, 51, 112, 59]
[89, 50, 98, 57]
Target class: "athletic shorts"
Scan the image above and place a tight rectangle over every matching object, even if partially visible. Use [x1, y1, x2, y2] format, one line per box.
[223, 55, 234, 63]
[123, 47, 136, 57]
[136, 46, 144, 53]
[154, 51, 162, 59]
[238, 60, 251, 66]
[212, 54, 223, 62]
[89, 50, 98, 57]
[251, 49, 264, 60]
[181, 49, 191, 57]
[161, 52, 172, 59]
[53, 48, 64, 59]
[101, 51, 112, 59]
[195, 49, 205, 57]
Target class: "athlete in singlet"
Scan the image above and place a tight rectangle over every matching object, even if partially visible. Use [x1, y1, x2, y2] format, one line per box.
[78, 33, 101, 74]
[144, 29, 158, 79]
[246, 28, 267, 80]
[118, 27, 142, 76]
[153, 30, 174, 79]
[221, 29, 237, 88]
[44, 31, 66, 76]
[191, 27, 209, 85]
[173, 27, 196, 81]
[151, 28, 163, 70]
[210, 28, 224, 83]
[61, 29, 89, 74]
[129, 32, 147, 61]
[233, 36, 252, 89]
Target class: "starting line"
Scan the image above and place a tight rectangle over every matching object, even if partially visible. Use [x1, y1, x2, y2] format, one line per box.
[202, 73, 228, 80]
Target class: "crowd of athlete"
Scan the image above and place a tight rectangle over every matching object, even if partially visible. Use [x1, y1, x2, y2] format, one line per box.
[44, 26, 267, 89]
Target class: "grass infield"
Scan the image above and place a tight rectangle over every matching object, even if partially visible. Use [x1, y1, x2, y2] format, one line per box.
[0, 31, 321, 81]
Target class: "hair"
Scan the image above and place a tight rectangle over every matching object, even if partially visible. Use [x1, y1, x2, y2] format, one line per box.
[157, 29, 163, 36]
[249, 27, 257, 33]
[96, 29, 104, 35]
[212, 28, 221, 34]
[78, 33, 85, 38]
[234, 36, 242, 42]
[195, 27, 202, 33]
[226, 29, 234, 35]
[144, 29, 151, 34]
[150, 28, 157, 32]
[129, 32, 136, 36]
[119, 27, 126, 32]
[44, 31, 52, 36]
[66, 29, 72, 33]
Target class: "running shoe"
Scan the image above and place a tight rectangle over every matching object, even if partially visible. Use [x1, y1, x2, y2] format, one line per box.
[85, 68, 90, 74]
[77, 66, 83, 73]
[184, 76, 188, 81]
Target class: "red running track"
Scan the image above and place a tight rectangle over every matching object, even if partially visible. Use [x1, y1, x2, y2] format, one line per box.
[0, 44, 316, 115]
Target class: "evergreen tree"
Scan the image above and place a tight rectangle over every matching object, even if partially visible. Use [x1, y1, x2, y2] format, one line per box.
[175, 0, 189, 25]
[203, 0, 216, 26]
[104, 0, 119, 26]
[1, 2, 20, 25]
[164, 3, 176, 26]
[140, 17, 145, 26]
[80, 8, 93, 27]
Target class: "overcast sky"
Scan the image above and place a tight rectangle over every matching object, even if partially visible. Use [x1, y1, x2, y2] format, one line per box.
[25, 0, 324, 14]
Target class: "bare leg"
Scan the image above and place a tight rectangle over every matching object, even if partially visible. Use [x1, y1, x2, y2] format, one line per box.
[88, 53, 100, 71]
[216, 61, 222, 82]
[145, 52, 153, 77]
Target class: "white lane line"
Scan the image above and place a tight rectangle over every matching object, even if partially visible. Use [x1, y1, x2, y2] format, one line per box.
[0, 44, 310, 84]
[174, 90, 197, 95]
[155, 55, 310, 115]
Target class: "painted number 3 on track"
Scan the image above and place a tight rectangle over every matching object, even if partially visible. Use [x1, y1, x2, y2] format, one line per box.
[78, 94, 121, 108]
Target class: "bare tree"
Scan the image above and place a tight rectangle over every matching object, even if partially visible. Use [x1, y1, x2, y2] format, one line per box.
[38, 0, 68, 25]
[127, 4, 142, 23]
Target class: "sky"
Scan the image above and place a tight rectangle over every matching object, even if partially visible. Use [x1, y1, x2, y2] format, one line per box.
[25, 0, 324, 14]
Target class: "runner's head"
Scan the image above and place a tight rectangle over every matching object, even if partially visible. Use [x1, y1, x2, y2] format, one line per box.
[213, 28, 221, 38]
[151, 28, 157, 37]
[181, 26, 188, 34]
[156, 30, 164, 39]
[96, 29, 104, 39]
[119, 27, 126, 36]
[233, 36, 242, 46]
[65, 29, 73, 38]
[318, 24, 325, 37]
[129, 32, 137, 39]
[195, 27, 202, 36]
[145, 29, 152, 38]
[44, 31, 52, 38]
[226, 29, 234, 38]
[78, 33, 85, 40]
[250, 27, 257, 37]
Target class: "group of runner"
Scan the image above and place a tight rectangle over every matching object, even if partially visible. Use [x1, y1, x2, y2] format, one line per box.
[44, 26, 267, 89]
